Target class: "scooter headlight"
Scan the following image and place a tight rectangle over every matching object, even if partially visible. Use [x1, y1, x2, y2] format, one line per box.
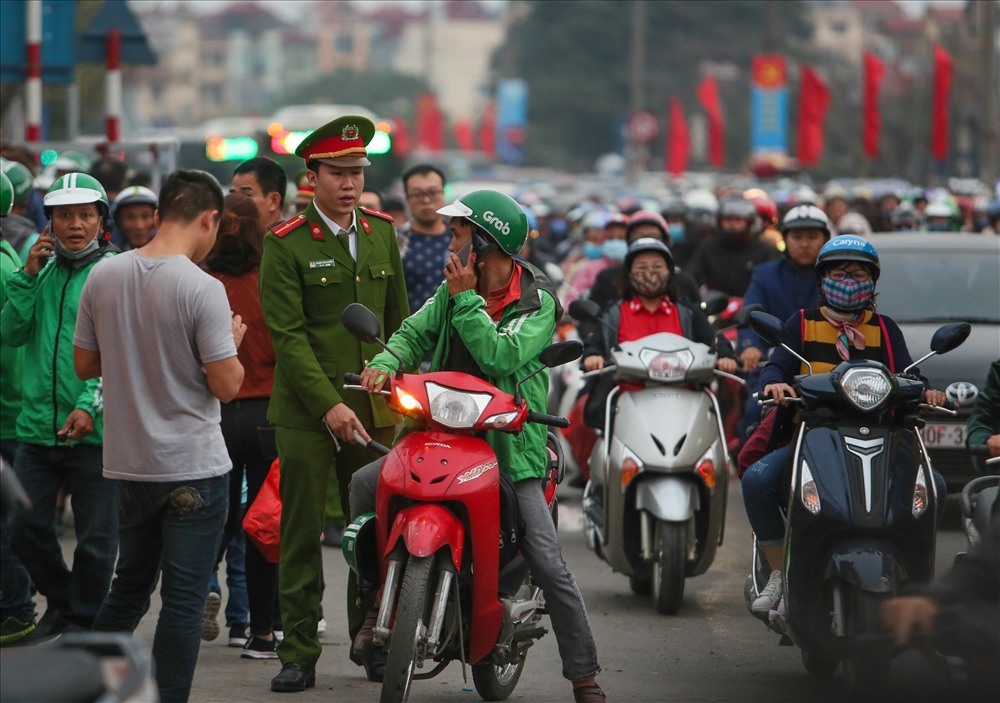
[839, 367, 893, 412]
[639, 348, 694, 381]
[800, 460, 821, 514]
[425, 382, 493, 428]
[912, 464, 928, 518]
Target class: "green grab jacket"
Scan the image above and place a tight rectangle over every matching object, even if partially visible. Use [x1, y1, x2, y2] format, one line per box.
[0, 251, 114, 446]
[367, 261, 561, 482]
[0, 239, 23, 441]
[966, 359, 1000, 474]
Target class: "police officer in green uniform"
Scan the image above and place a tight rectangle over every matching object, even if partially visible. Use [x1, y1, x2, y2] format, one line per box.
[259, 115, 407, 693]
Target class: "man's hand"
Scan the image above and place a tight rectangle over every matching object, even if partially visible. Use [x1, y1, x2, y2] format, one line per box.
[359, 366, 390, 393]
[987, 433, 1000, 458]
[583, 355, 605, 372]
[740, 346, 763, 371]
[763, 383, 797, 405]
[57, 409, 95, 443]
[231, 313, 247, 349]
[923, 389, 947, 407]
[324, 403, 371, 444]
[716, 357, 738, 374]
[880, 595, 939, 648]
[24, 233, 55, 276]
[444, 251, 477, 296]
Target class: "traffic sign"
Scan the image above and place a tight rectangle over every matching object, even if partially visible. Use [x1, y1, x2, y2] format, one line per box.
[627, 110, 659, 144]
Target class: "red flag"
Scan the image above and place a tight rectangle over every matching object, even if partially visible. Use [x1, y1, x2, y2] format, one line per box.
[696, 76, 724, 168]
[931, 44, 953, 161]
[478, 102, 496, 157]
[390, 117, 410, 157]
[666, 96, 689, 175]
[454, 119, 474, 152]
[796, 65, 830, 167]
[415, 92, 443, 152]
[862, 51, 884, 159]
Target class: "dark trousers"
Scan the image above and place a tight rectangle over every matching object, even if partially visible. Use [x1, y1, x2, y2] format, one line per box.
[11, 442, 117, 628]
[92, 474, 228, 703]
[0, 440, 33, 623]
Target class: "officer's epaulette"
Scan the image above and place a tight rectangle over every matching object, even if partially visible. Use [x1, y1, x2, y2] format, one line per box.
[359, 206, 394, 223]
[271, 214, 307, 238]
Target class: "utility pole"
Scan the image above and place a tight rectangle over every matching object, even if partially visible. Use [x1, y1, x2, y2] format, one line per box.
[627, 0, 647, 182]
[978, 0, 999, 182]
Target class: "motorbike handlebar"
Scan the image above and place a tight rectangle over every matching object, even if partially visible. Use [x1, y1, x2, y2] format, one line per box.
[752, 391, 803, 408]
[344, 373, 362, 385]
[918, 403, 959, 416]
[527, 411, 570, 429]
[968, 444, 1000, 466]
[352, 430, 391, 456]
[342, 373, 390, 396]
[580, 365, 616, 379]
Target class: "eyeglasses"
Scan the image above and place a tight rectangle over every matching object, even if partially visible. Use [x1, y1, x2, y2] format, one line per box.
[827, 268, 871, 282]
[406, 189, 444, 202]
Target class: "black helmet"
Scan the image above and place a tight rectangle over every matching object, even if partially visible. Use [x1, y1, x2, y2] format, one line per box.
[625, 237, 674, 273]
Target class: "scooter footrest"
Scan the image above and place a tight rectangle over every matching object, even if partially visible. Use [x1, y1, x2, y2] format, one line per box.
[511, 625, 547, 642]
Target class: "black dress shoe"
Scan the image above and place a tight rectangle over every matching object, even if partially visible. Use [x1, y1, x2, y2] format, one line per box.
[271, 662, 315, 692]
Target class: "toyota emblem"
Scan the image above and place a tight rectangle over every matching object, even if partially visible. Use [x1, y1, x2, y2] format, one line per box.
[945, 381, 979, 405]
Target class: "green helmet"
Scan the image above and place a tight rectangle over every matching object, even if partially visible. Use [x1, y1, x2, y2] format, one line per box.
[438, 189, 529, 256]
[0, 159, 33, 205]
[0, 172, 13, 217]
[342, 513, 377, 578]
[44, 172, 109, 218]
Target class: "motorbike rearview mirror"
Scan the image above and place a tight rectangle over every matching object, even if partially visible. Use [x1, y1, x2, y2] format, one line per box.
[903, 322, 972, 374]
[749, 311, 814, 375]
[514, 341, 584, 407]
[340, 303, 406, 378]
[700, 289, 729, 317]
[568, 299, 601, 323]
[732, 303, 763, 328]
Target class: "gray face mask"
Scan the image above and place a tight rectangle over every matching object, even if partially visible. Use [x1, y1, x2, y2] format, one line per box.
[54, 235, 100, 261]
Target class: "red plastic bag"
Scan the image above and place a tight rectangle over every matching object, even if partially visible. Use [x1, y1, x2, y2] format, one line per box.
[243, 458, 281, 563]
[737, 410, 776, 478]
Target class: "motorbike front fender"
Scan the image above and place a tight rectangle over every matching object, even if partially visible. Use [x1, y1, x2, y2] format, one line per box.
[634, 477, 697, 522]
[385, 504, 465, 572]
[822, 540, 907, 593]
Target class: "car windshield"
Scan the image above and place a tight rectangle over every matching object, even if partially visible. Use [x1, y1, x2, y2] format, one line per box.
[876, 249, 1000, 323]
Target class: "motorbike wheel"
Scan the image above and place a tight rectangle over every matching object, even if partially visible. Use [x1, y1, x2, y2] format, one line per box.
[801, 650, 839, 679]
[472, 657, 525, 701]
[843, 590, 890, 693]
[628, 575, 652, 596]
[651, 520, 685, 615]
[380, 556, 434, 703]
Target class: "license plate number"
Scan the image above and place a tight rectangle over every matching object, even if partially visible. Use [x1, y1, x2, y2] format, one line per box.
[920, 423, 966, 448]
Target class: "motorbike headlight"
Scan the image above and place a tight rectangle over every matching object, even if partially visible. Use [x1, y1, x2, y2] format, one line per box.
[912, 464, 928, 518]
[839, 367, 892, 412]
[620, 445, 643, 493]
[800, 460, 821, 514]
[425, 382, 493, 428]
[639, 348, 694, 381]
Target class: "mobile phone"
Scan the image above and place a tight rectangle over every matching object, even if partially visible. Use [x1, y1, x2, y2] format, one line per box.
[456, 238, 473, 266]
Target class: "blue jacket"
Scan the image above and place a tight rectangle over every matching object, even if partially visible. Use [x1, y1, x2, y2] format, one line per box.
[737, 258, 820, 353]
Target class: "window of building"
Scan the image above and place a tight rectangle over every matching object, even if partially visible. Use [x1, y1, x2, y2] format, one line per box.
[335, 33, 353, 53]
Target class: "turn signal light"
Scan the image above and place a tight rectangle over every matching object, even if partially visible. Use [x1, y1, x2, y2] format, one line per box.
[912, 465, 928, 517]
[395, 387, 422, 412]
[696, 459, 716, 492]
[620, 456, 640, 490]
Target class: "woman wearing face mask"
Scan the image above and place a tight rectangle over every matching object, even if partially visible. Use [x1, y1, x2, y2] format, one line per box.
[562, 214, 629, 307]
[741, 236, 949, 616]
[580, 238, 737, 427]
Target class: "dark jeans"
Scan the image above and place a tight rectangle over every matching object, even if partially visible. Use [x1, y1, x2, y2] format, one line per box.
[0, 440, 33, 622]
[209, 529, 249, 629]
[92, 474, 228, 703]
[217, 398, 278, 637]
[10, 442, 117, 627]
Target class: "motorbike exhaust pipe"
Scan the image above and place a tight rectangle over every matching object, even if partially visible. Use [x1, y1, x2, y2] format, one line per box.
[374, 559, 402, 646]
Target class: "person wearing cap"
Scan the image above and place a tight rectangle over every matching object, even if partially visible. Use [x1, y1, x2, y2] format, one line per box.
[349, 188, 607, 702]
[258, 115, 407, 693]
[0, 158, 40, 259]
[110, 185, 158, 251]
[231, 157, 288, 231]
[1, 172, 119, 640]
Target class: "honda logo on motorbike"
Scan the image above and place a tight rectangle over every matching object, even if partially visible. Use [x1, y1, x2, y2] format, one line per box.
[945, 381, 978, 406]
[482, 211, 511, 236]
[457, 461, 496, 483]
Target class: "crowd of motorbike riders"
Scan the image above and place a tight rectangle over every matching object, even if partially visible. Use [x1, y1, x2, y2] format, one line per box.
[0, 139, 998, 703]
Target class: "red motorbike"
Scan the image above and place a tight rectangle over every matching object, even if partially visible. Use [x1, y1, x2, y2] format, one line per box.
[340, 304, 580, 703]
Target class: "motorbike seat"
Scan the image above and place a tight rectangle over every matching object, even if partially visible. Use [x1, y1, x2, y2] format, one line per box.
[0, 646, 105, 703]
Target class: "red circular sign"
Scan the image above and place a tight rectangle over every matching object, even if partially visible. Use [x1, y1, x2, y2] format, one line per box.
[627, 111, 659, 144]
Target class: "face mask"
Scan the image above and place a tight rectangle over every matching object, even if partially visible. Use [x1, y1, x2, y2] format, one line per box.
[667, 223, 685, 243]
[925, 220, 950, 232]
[583, 242, 603, 260]
[601, 239, 627, 261]
[54, 235, 100, 262]
[822, 277, 875, 311]
[630, 270, 669, 299]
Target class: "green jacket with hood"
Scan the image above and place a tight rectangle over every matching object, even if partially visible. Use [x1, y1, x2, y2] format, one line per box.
[0, 239, 23, 441]
[0, 244, 116, 446]
[367, 261, 560, 482]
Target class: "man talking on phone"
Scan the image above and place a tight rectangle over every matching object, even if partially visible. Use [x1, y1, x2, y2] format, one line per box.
[348, 190, 608, 702]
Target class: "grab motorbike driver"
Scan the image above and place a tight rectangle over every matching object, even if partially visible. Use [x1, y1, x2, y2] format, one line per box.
[742, 235, 948, 614]
[350, 190, 607, 703]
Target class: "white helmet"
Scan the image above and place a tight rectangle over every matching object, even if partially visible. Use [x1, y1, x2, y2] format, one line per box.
[111, 185, 158, 220]
[682, 188, 719, 214]
[781, 204, 832, 238]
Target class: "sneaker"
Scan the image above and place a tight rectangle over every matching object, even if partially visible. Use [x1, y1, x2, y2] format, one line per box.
[0, 616, 36, 646]
[768, 597, 786, 625]
[317, 618, 327, 636]
[201, 592, 222, 641]
[752, 569, 783, 614]
[274, 629, 284, 643]
[241, 634, 279, 660]
[228, 624, 248, 648]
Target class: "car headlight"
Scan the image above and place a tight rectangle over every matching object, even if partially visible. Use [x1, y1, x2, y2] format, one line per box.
[839, 367, 892, 411]
[638, 348, 694, 380]
[425, 382, 493, 428]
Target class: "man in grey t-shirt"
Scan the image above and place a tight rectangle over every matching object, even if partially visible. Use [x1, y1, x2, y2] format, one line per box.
[74, 170, 245, 703]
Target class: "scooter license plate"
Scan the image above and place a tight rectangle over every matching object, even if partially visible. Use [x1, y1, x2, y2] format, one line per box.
[920, 423, 966, 448]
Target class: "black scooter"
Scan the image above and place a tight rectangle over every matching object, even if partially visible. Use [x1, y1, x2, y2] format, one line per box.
[742, 311, 970, 683]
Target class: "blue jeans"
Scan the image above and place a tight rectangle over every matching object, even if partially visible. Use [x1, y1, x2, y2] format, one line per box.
[92, 474, 228, 703]
[209, 529, 249, 629]
[10, 442, 117, 627]
[0, 440, 34, 623]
